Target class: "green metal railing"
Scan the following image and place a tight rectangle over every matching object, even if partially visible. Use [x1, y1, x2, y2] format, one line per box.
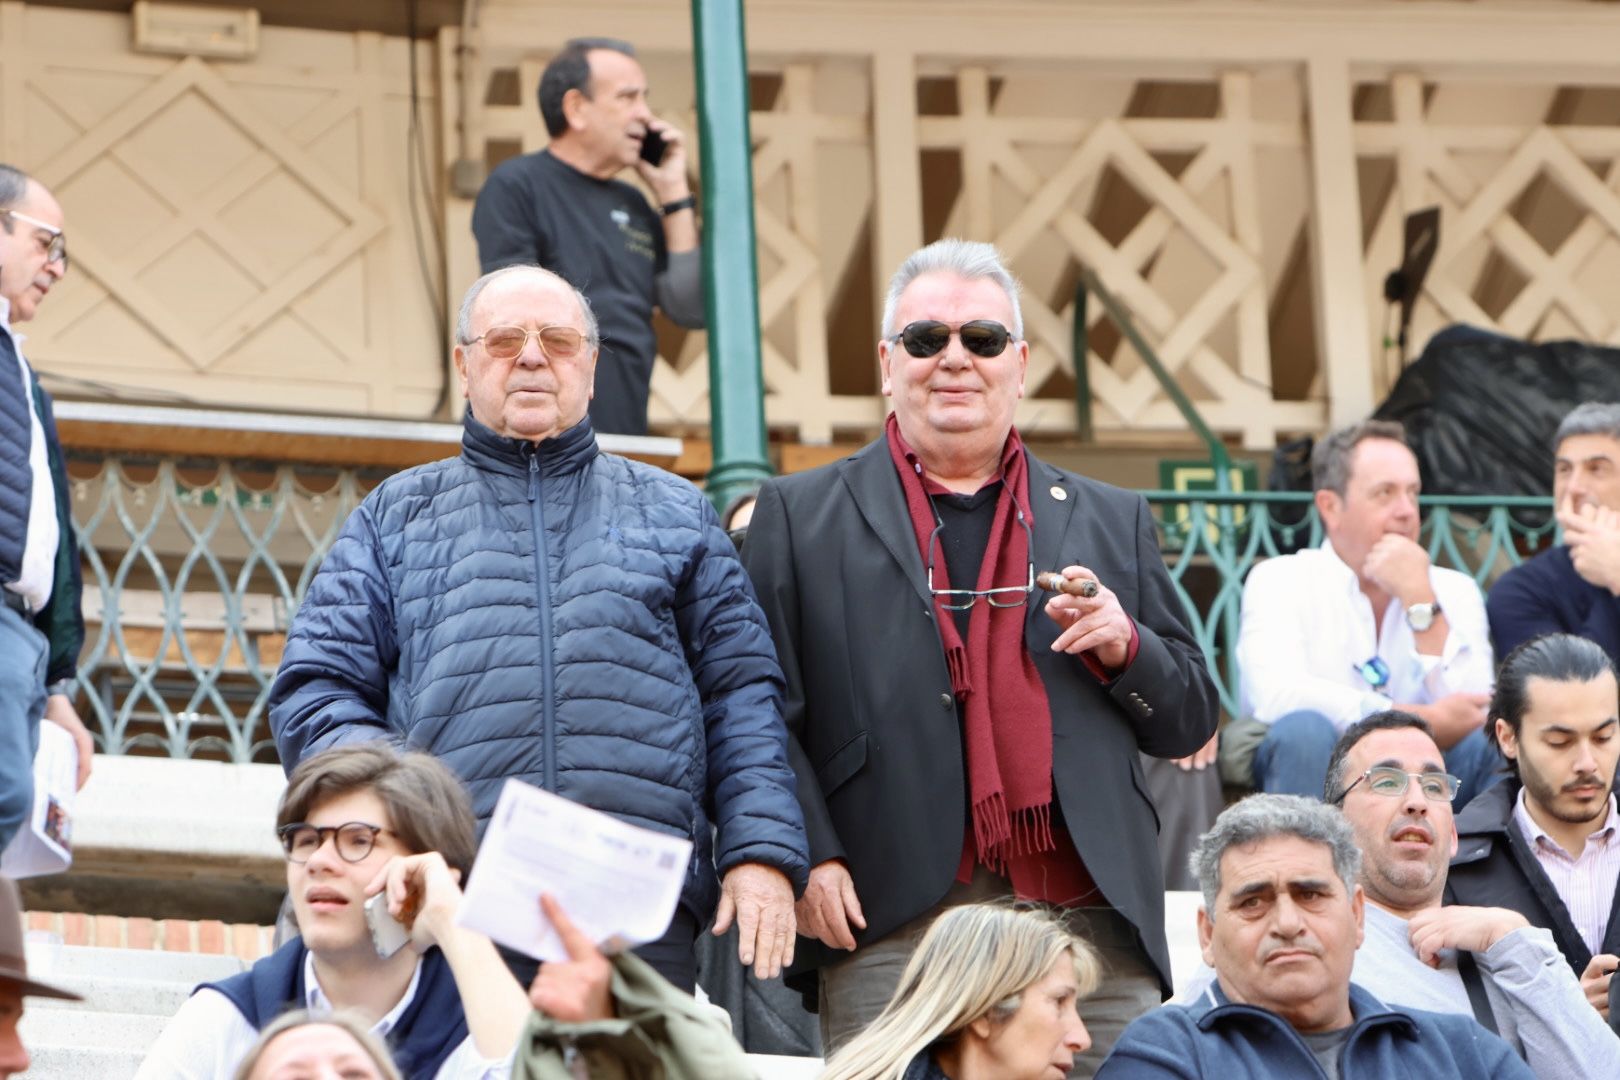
[1145, 491, 1555, 716]
[58, 454, 1554, 762]
[65, 457, 371, 763]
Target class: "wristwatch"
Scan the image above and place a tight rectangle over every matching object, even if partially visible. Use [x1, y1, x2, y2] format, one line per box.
[1405, 601, 1442, 632]
[661, 195, 697, 217]
[46, 678, 74, 698]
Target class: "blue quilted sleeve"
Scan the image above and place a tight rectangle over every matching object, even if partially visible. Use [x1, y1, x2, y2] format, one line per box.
[674, 491, 810, 895]
[268, 500, 400, 773]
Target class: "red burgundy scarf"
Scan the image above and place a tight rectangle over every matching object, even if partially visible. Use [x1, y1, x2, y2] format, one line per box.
[885, 414, 1057, 873]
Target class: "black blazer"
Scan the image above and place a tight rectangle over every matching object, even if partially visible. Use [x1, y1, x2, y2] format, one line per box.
[1450, 779, 1620, 970]
[742, 439, 1220, 993]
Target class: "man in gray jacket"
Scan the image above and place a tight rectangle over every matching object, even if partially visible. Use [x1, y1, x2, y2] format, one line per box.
[1325, 711, 1620, 1073]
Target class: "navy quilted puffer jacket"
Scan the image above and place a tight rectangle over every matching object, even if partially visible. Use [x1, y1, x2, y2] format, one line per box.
[268, 412, 809, 916]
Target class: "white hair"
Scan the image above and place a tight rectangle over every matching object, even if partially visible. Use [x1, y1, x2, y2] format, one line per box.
[454, 264, 599, 347]
[879, 239, 1024, 340]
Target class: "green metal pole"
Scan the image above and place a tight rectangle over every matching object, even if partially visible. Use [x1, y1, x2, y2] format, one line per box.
[693, 0, 772, 513]
[1071, 281, 1093, 443]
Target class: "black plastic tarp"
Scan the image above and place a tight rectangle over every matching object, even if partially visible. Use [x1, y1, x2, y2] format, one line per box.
[1270, 324, 1620, 498]
[1372, 324, 1620, 497]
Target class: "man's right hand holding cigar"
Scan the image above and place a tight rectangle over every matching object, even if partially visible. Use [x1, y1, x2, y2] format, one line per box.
[1041, 565, 1135, 671]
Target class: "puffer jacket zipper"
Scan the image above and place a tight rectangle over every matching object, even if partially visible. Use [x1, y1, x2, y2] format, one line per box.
[526, 447, 559, 792]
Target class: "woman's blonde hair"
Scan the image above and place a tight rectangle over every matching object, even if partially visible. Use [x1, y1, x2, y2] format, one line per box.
[233, 1008, 403, 1080]
[819, 903, 1101, 1080]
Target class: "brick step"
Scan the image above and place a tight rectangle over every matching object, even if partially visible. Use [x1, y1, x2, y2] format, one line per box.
[25, 910, 275, 963]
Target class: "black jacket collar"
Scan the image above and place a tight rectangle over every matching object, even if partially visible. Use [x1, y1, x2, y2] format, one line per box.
[1453, 776, 1521, 863]
[459, 407, 599, 479]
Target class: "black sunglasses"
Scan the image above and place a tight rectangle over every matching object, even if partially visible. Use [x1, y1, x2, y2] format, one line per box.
[892, 320, 1013, 358]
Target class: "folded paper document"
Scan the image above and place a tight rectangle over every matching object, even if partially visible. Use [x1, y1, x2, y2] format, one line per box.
[456, 778, 692, 961]
[0, 720, 76, 879]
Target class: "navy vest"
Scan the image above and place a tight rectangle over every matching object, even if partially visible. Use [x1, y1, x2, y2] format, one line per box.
[0, 330, 33, 588]
[200, 937, 472, 1080]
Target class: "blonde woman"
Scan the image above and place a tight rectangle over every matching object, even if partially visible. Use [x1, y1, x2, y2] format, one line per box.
[234, 1009, 402, 1080]
[820, 904, 1101, 1080]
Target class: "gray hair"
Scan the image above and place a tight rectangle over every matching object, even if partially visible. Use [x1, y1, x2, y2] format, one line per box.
[1555, 403, 1620, 451]
[454, 264, 599, 348]
[1310, 419, 1408, 496]
[880, 239, 1024, 340]
[0, 165, 26, 212]
[1190, 794, 1362, 918]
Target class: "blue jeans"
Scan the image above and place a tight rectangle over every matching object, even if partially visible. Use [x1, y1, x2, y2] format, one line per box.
[0, 602, 46, 850]
[1253, 709, 1504, 810]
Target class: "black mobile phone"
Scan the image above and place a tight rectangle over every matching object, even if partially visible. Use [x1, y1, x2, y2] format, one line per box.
[640, 127, 667, 167]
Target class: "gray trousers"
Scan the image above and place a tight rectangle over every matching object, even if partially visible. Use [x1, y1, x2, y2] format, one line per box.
[1140, 751, 1226, 892]
[817, 865, 1161, 1078]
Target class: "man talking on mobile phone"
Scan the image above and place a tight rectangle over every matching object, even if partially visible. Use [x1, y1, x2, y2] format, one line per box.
[472, 37, 704, 437]
[137, 745, 531, 1080]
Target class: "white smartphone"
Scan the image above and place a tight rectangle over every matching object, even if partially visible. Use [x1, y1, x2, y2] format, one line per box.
[364, 893, 411, 959]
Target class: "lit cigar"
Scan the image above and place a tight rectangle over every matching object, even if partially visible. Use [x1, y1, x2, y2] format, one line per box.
[1036, 572, 1099, 598]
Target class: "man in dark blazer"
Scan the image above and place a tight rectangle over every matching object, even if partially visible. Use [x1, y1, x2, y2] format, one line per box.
[742, 239, 1219, 1072]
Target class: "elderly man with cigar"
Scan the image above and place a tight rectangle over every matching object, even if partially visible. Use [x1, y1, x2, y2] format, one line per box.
[741, 239, 1219, 1072]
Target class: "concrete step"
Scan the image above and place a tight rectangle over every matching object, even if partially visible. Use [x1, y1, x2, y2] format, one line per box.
[749, 1054, 824, 1078]
[18, 1006, 166, 1052]
[1166, 890, 1204, 995]
[27, 971, 194, 1016]
[20, 1044, 140, 1080]
[25, 940, 244, 983]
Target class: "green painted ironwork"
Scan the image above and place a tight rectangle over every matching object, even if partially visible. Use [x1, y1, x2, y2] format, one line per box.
[1144, 490, 1556, 718]
[693, 0, 773, 513]
[64, 457, 369, 762]
[57, 455, 1554, 762]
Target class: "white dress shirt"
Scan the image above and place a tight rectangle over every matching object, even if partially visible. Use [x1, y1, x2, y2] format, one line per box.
[1, 295, 58, 614]
[133, 952, 515, 1080]
[1237, 540, 1494, 731]
[1513, 787, 1620, 958]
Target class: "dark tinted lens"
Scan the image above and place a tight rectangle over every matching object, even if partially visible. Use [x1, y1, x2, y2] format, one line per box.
[335, 823, 377, 862]
[958, 321, 1011, 356]
[899, 321, 951, 357]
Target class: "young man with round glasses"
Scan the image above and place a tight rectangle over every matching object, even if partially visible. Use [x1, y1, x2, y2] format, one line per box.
[137, 745, 530, 1079]
[741, 238, 1218, 1071]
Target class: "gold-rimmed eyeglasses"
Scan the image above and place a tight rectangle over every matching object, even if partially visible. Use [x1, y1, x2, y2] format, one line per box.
[469, 325, 588, 361]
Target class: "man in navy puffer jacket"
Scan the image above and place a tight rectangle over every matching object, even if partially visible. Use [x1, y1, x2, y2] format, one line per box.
[269, 265, 809, 993]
